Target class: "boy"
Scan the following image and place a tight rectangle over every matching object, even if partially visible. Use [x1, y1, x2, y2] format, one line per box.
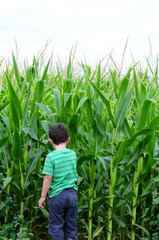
[38, 123, 78, 240]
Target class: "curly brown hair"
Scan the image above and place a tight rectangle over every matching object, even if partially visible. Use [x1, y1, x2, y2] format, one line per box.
[49, 123, 69, 145]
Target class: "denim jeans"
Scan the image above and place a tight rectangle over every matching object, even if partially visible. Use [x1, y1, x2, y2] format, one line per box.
[49, 188, 78, 240]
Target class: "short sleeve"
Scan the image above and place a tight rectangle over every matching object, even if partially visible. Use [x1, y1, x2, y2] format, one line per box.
[42, 155, 54, 176]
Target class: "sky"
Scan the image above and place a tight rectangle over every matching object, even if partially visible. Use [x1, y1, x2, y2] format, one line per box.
[0, 0, 159, 69]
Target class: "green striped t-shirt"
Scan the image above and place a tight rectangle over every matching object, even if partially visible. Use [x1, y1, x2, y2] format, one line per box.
[42, 148, 78, 198]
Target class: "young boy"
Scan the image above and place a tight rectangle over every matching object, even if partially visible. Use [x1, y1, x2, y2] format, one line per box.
[38, 123, 78, 240]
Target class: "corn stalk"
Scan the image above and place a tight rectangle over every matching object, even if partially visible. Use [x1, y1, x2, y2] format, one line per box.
[131, 156, 143, 240]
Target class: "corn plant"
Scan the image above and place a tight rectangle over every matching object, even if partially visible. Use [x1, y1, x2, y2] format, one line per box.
[0, 52, 159, 239]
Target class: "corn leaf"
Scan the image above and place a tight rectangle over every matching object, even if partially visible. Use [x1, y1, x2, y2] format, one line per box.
[22, 127, 39, 141]
[133, 69, 140, 103]
[36, 103, 52, 117]
[149, 115, 159, 129]
[0, 137, 9, 148]
[89, 80, 116, 128]
[113, 214, 127, 228]
[41, 58, 50, 81]
[96, 63, 101, 89]
[53, 89, 61, 113]
[7, 77, 22, 120]
[24, 147, 44, 189]
[12, 52, 22, 89]
[75, 97, 89, 113]
[92, 226, 104, 238]
[126, 132, 154, 167]
[122, 118, 133, 138]
[118, 76, 129, 99]
[0, 101, 10, 112]
[85, 99, 94, 127]
[114, 129, 154, 166]
[115, 88, 133, 133]
[3, 176, 12, 189]
[110, 69, 118, 98]
[138, 99, 157, 129]
[132, 224, 150, 239]
[10, 98, 20, 129]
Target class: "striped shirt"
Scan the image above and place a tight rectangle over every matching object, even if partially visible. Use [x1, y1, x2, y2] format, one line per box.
[42, 148, 78, 198]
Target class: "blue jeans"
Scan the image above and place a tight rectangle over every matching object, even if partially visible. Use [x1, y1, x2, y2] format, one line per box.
[49, 188, 78, 240]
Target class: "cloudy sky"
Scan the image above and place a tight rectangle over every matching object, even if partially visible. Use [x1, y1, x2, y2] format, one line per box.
[0, 0, 159, 68]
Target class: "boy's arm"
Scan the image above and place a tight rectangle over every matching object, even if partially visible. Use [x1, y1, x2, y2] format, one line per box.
[38, 175, 53, 208]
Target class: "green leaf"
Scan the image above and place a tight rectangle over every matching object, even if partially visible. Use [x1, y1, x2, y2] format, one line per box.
[138, 99, 156, 129]
[97, 156, 107, 172]
[13, 130, 21, 160]
[118, 75, 129, 98]
[33, 57, 39, 80]
[89, 80, 116, 128]
[77, 155, 95, 167]
[19, 64, 33, 103]
[41, 120, 52, 134]
[68, 114, 78, 132]
[85, 99, 94, 126]
[64, 93, 72, 107]
[40, 207, 49, 218]
[126, 132, 154, 167]
[94, 112, 106, 136]
[22, 127, 39, 141]
[12, 52, 22, 89]
[64, 78, 72, 93]
[53, 89, 61, 113]
[122, 118, 133, 138]
[92, 226, 104, 238]
[132, 224, 150, 239]
[133, 69, 140, 103]
[115, 88, 133, 133]
[0, 101, 10, 112]
[110, 69, 118, 98]
[66, 55, 72, 79]
[75, 97, 89, 113]
[10, 98, 20, 129]
[142, 175, 159, 196]
[114, 129, 154, 166]
[22, 81, 32, 123]
[25, 65, 33, 83]
[3, 176, 12, 189]
[113, 214, 127, 227]
[140, 82, 146, 105]
[10, 232, 16, 238]
[122, 181, 133, 197]
[36, 103, 52, 117]
[96, 63, 101, 89]
[24, 148, 44, 189]
[146, 132, 155, 158]
[41, 58, 50, 81]
[149, 115, 159, 129]
[36, 80, 44, 102]
[0, 137, 9, 148]
[7, 77, 22, 120]
[117, 129, 153, 160]
[95, 175, 104, 191]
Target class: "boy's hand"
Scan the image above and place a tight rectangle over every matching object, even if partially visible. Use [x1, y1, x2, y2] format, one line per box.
[38, 197, 46, 208]
[39, 175, 52, 208]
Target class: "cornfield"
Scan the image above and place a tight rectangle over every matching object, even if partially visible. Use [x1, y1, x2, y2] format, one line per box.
[0, 52, 159, 240]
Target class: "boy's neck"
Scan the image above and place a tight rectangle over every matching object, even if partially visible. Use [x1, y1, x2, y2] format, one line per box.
[53, 142, 67, 150]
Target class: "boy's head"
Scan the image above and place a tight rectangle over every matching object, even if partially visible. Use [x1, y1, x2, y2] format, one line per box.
[49, 123, 69, 145]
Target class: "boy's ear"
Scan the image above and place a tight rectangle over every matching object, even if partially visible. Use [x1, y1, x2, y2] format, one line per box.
[49, 138, 54, 145]
[66, 137, 70, 144]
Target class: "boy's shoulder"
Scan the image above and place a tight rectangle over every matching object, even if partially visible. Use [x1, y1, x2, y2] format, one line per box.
[47, 148, 76, 157]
